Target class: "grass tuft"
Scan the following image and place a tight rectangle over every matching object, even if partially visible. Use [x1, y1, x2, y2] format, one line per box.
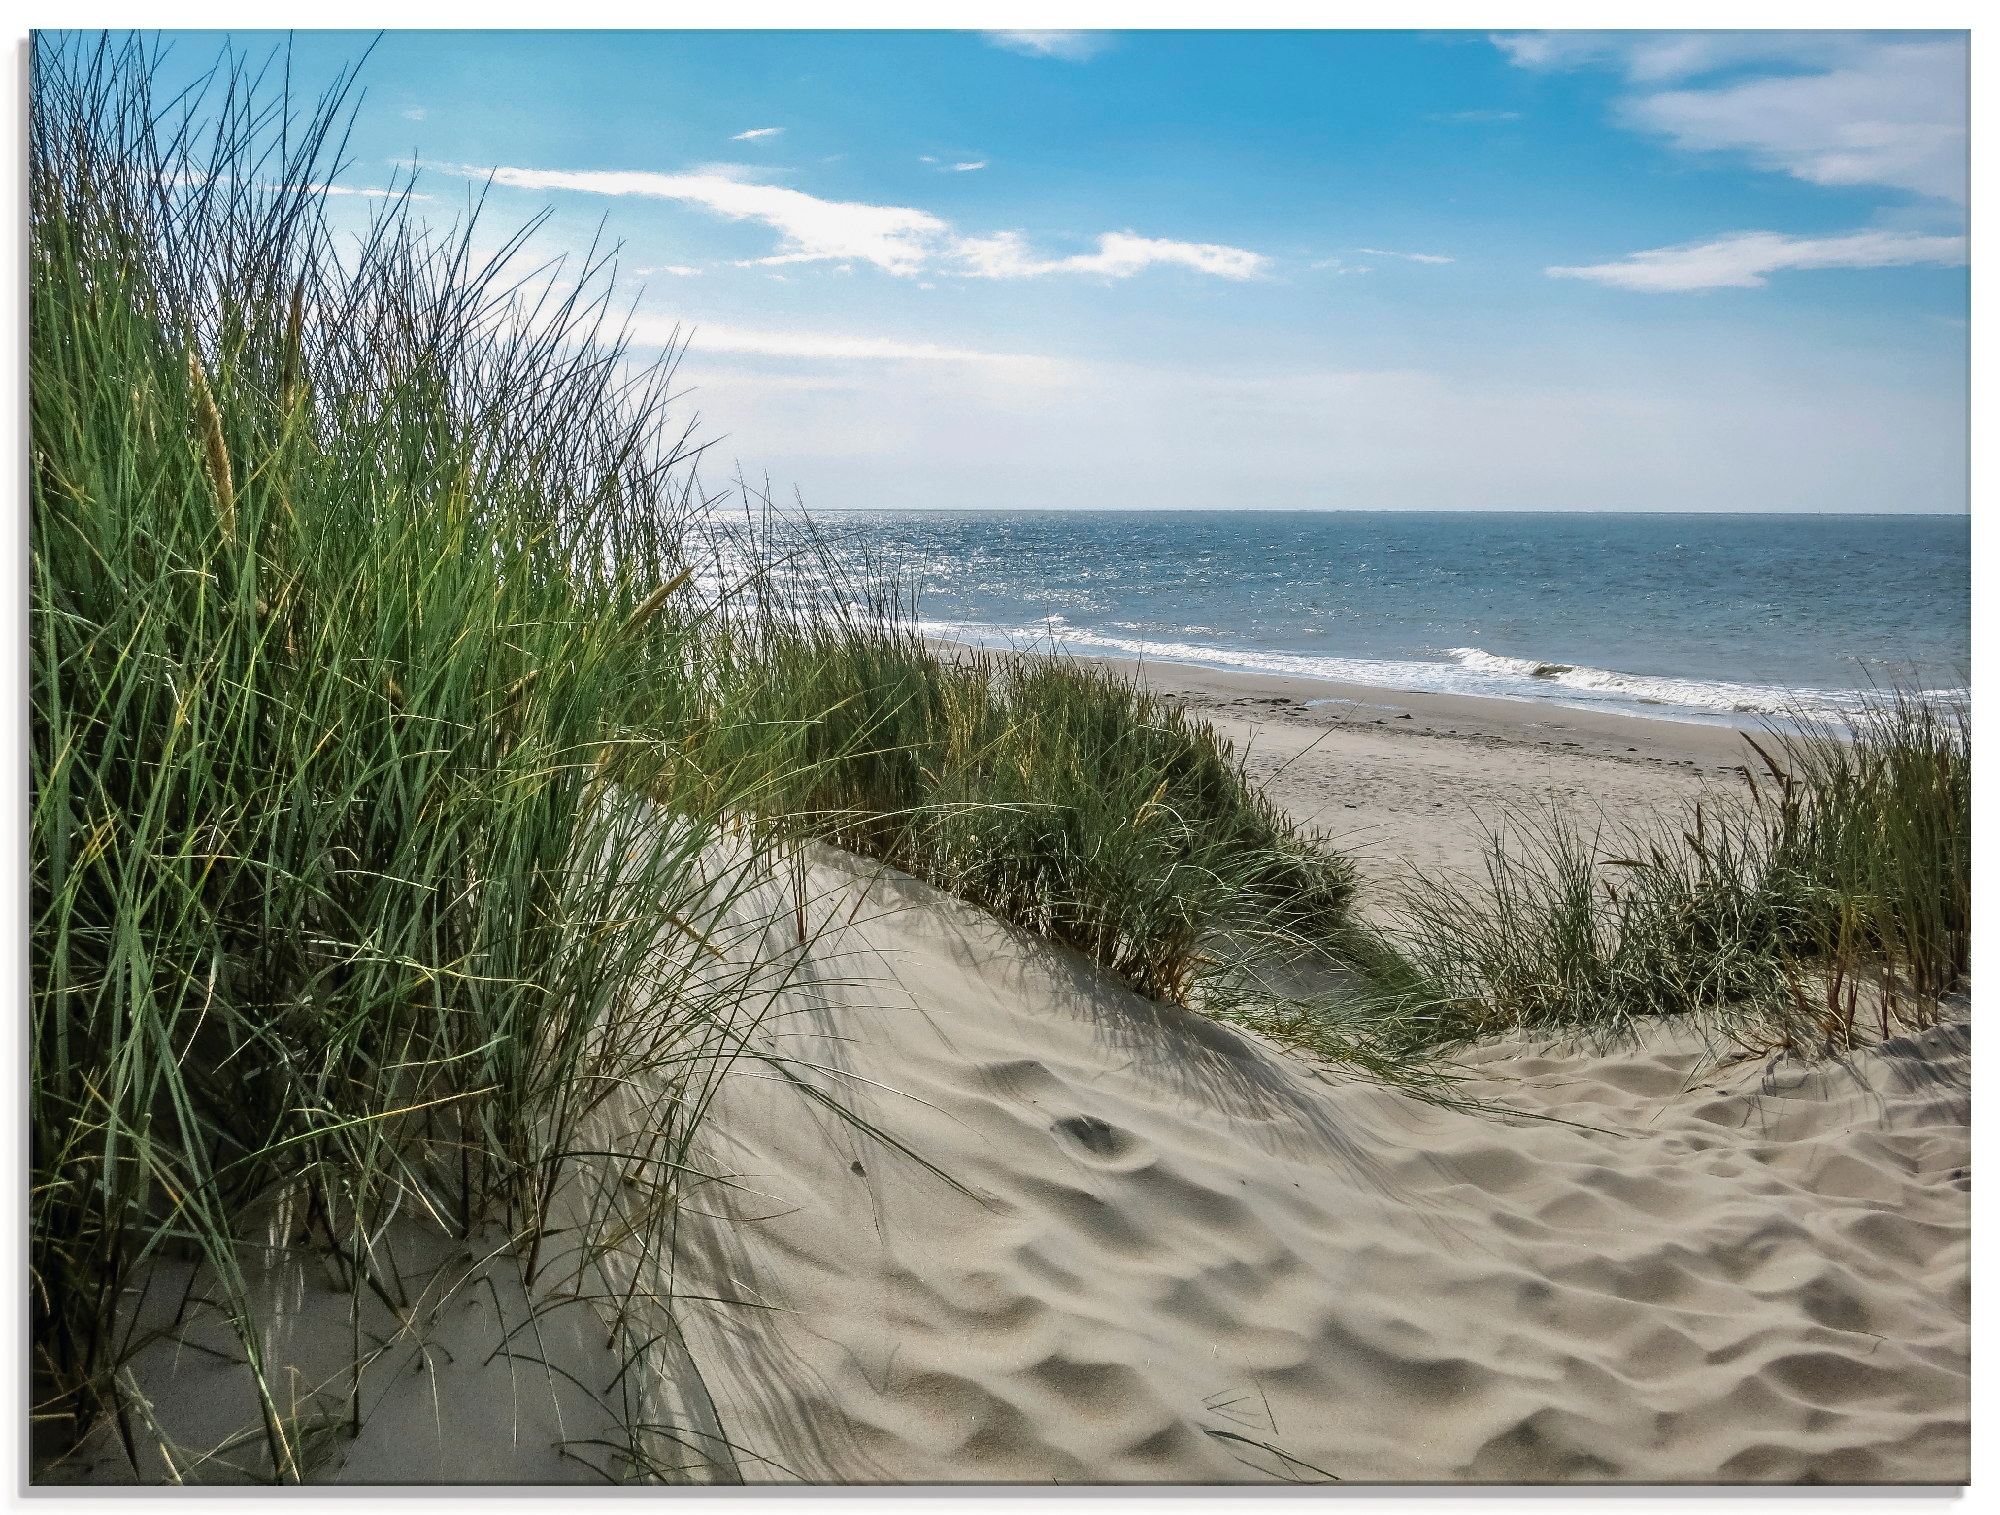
[1372, 690, 1968, 1058]
[647, 584, 1362, 1004]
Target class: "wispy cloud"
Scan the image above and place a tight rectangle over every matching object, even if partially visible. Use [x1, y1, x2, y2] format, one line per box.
[1627, 43, 1967, 204]
[1355, 247, 1453, 264]
[950, 161, 987, 173]
[625, 314, 1071, 375]
[1310, 257, 1372, 275]
[1548, 228, 1968, 292]
[294, 183, 430, 201]
[1494, 31, 1855, 84]
[471, 165, 949, 274]
[635, 264, 701, 276]
[1498, 32, 1968, 203]
[401, 107, 427, 122]
[455, 162, 1264, 282]
[1425, 109, 1521, 123]
[982, 31, 1111, 62]
[955, 231, 1267, 280]
[731, 127, 785, 141]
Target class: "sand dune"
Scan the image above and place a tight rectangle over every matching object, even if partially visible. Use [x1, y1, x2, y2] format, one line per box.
[57, 840, 1967, 1485]
[645, 850, 1970, 1485]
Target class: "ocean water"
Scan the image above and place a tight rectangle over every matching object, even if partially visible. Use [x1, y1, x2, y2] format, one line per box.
[805, 511, 1970, 726]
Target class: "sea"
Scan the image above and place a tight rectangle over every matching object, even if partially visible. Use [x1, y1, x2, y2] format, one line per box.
[800, 511, 1970, 728]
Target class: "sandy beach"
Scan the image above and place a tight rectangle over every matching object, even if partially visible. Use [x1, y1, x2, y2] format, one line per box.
[640, 683, 1968, 1485]
[1091, 655, 1756, 891]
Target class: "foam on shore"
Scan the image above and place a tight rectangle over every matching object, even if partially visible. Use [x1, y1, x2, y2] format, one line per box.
[914, 618, 1964, 729]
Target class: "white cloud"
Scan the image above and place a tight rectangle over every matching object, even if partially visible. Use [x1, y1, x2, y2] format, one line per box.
[1355, 247, 1453, 264]
[635, 264, 702, 276]
[401, 107, 427, 121]
[1548, 228, 1968, 292]
[691, 326, 1003, 363]
[457, 163, 1265, 282]
[472, 165, 949, 274]
[950, 162, 987, 173]
[679, 161, 801, 185]
[731, 127, 785, 141]
[955, 230, 1267, 281]
[1310, 258, 1372, 275]
[1627, 42, 1967, 204]
[625, 315, 1071, 379]
[1498, 32, 1968, 203]
[982, 30, 1111, 62]
[1491, 31, 1856, 83]
[293, 183, 429, 200]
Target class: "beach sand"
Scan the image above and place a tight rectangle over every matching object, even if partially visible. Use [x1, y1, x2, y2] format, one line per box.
[654, 849, 1972, 1485]
[1091, 656, 1757, 895]
[57, 670, 1969, 1487]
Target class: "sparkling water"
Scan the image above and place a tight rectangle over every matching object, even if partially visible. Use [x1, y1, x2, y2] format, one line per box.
[801, 510, 1969, 726]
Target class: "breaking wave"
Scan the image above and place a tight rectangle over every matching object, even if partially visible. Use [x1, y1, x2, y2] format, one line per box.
[917, 619, 1964, 727]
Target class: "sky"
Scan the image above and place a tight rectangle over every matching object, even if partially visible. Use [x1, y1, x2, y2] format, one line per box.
[143, 28, 1970, 512]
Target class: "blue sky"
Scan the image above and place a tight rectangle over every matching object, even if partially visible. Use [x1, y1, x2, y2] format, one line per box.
[148, 28, 1970, 511]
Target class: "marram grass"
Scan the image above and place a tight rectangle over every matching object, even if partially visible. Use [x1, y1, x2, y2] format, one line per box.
[1366, 690, 1969, 1059]
[30, 32, 780, 1477]
[644, 564, 1361, 1006]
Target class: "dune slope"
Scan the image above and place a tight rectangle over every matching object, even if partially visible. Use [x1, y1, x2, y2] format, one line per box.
[657, 851, 1969, 1485]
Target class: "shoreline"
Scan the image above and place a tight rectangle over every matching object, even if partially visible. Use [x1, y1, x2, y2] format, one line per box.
[903, 620, 1961, 733]
[929, 637, 1772, 766]
[1092, 653, 1766, 768]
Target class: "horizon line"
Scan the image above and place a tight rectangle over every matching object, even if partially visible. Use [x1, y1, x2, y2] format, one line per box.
[785, 506, 1970, 519]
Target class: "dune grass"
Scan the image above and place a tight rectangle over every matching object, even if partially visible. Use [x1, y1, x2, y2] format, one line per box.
[652, 570, 1360, 1003]
[29, 32, 800, 1476]
[29, 35, 1375, 1480]
[1367, 692, 1969, 1059]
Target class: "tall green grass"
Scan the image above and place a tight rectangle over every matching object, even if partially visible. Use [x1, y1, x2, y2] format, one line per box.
[29, 33, 795, 1476]
[1374, 692, 1969, 1057]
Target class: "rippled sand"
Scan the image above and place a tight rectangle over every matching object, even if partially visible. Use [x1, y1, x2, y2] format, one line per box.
[652, 853, 1969, 1485]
